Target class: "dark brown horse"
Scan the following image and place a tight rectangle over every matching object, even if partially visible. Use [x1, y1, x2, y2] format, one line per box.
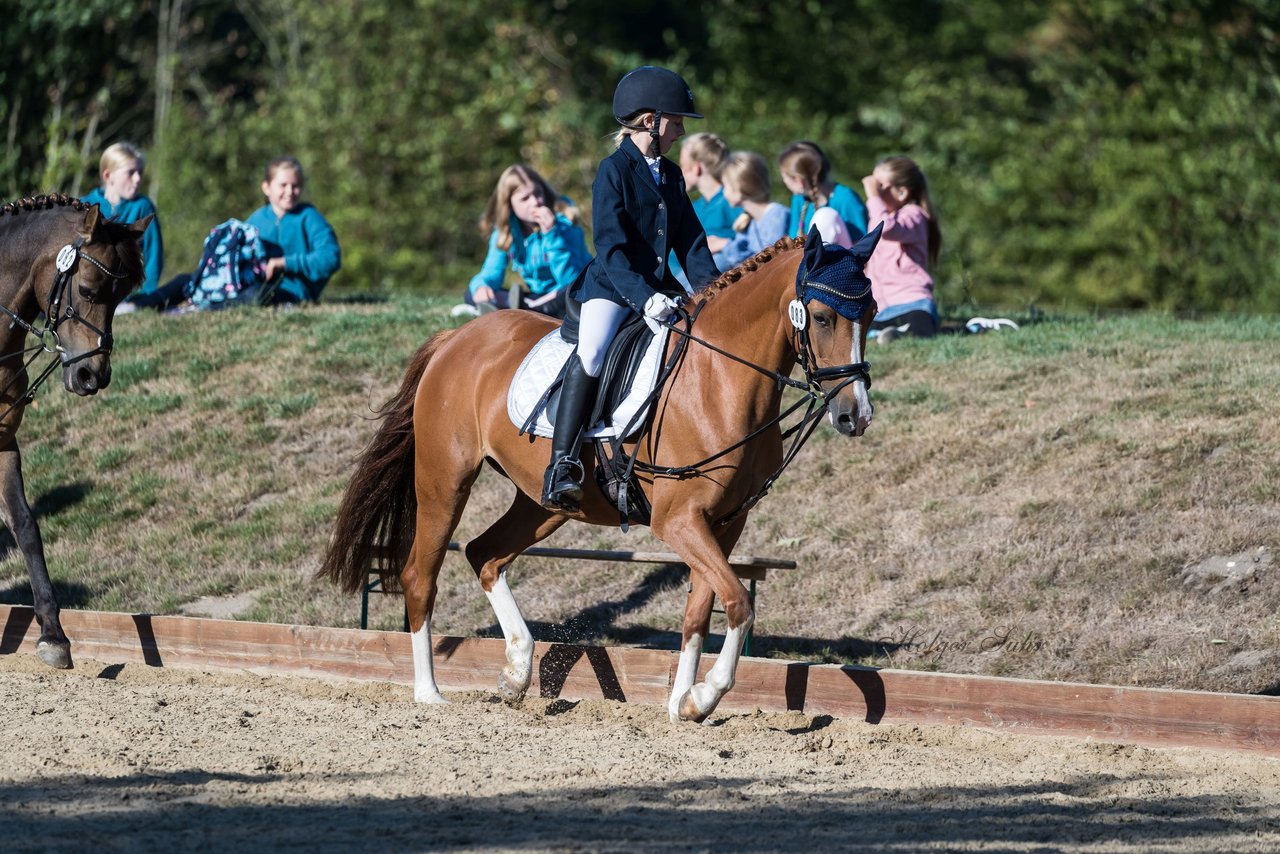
[0, 195, 148, 668]
[321, 228, 880, 721]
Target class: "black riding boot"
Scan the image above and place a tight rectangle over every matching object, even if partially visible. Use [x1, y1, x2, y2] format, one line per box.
[541, 357, 599, 513]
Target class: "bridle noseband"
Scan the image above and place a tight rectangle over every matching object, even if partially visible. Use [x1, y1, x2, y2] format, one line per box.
[0, 238, 130, 417]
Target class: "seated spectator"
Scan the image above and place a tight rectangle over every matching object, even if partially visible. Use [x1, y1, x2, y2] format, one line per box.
[82, 142, 164, 293]
[713, 152, 790, 271]
[246, 156, 341, 304]
[670, 132, 742, 287]
[678, 132, 742, 254]
[121, 155, 339, 313]
[862, 155, 941, 341]
[779, 140, 867, 246]
[454, 164, 591, 319]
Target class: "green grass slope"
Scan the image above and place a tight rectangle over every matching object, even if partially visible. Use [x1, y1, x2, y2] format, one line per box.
[3, 299, 1277, 695]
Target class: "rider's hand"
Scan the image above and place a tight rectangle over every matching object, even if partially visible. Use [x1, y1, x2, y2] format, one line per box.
[643, 292, 678, 323]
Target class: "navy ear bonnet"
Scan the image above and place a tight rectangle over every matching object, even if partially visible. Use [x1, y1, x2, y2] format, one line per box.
[794, 223, 883, 321]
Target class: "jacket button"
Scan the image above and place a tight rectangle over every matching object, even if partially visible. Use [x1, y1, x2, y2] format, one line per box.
[657, 228, 664, 236]
[658, 203, 665, 210]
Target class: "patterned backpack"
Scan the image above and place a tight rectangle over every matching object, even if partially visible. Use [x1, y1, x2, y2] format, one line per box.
[186, 219, 270, 309]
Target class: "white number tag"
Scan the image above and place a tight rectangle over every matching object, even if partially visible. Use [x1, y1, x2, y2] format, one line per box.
[788, 299, 808, 331]
[55, 245, 77, 273]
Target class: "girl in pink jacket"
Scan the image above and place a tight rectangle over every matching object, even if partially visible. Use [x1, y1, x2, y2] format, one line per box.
[861, 156, 942, 341]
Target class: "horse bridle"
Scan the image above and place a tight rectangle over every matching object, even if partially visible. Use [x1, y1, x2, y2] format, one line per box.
[605, 295, 873, 528]
[0, 238, 129, 418]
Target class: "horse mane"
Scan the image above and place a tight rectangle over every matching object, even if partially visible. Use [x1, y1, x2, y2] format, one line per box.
[1, 193, 90, 216]
[687, 236, 805, 306]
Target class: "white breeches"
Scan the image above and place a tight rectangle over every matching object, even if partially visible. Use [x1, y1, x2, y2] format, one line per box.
[576, 298, 631, 377]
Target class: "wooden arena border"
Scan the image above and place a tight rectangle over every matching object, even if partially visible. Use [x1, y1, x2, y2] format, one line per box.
[1, 604, 1276, 758]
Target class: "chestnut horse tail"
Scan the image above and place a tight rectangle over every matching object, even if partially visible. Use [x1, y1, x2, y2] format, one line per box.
[318, 330, 456, 594]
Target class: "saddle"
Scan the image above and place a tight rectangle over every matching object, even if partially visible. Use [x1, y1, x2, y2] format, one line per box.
[510, 294, 675, 528]
[552, 295, 654, 429]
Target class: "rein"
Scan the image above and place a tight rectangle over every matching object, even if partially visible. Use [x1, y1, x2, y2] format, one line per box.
[606, 294, 871, 529]
[0, 238, 127, 420]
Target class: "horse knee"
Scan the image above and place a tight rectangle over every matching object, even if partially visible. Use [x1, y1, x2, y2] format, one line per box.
[723, 597, 754, 629]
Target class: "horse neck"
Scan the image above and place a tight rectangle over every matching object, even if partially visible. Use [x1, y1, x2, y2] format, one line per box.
[688, 253, 799, 382]
[0, 209, 74, 318]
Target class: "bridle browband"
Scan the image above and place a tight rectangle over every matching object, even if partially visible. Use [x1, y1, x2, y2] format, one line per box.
[0, 237, 129, 419]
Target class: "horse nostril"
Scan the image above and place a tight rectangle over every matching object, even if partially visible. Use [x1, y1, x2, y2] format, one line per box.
[75, 366, 97, 391]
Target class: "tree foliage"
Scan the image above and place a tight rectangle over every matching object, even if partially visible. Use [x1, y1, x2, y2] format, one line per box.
[3, 0, 1277, 311]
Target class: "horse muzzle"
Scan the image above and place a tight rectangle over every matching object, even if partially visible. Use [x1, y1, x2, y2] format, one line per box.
[828, 380, 873, 437]
[61, 355, 111, 396]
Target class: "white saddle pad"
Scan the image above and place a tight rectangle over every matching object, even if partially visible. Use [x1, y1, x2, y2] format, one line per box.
[508, 326, 670, 440]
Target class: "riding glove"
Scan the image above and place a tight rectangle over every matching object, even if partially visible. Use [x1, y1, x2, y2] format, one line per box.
[643, 292, 678, 322]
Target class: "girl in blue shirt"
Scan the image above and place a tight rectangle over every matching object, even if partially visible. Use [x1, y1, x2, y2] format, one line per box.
[779, 140, 868, 244]
[245, 156, 341, 304]
[82, 142, 164, 293]
[459, 164, 591, 318]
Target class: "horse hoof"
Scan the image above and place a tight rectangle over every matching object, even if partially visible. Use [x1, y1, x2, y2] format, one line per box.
[415, 691, 449, 705]
[677, 690, 709, 724]
[497, 668, 529, 703]
[36, 640, 73, 670]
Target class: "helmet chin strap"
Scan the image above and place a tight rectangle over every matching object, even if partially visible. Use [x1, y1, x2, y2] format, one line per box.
[648, 110, 664, 157]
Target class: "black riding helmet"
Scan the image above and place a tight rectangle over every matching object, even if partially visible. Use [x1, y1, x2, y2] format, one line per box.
[612, 66, 703, 123]
[613, 66, 702, 158]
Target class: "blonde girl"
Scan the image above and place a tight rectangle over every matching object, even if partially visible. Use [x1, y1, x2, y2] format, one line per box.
[677, 132, 739, 253]
[82, 142, 164, 292]
[713, 151, 790, 271]
[461, 164, 591, 316]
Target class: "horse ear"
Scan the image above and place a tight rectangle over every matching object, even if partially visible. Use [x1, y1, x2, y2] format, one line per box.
[803, 225, 825, 272]
[78, 204, 101, 239]
[849, 222, 884, 265]
[128, 214, 154, 242]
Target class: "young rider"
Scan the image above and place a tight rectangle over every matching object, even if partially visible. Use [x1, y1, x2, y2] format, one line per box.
[540, 66, 721, 513]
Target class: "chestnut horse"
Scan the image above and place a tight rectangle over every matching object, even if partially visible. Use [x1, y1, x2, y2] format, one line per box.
[0, 195, 148, 668]
[321, 227, 881, 721]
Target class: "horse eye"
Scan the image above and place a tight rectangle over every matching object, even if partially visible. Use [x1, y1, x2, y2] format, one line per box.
[78, 284, 100, 301]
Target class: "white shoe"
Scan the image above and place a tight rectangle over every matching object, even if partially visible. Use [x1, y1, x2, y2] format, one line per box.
[450, 303, 480, 318]
[114, 301, 140, 316]
[965, 317, 1019, 333]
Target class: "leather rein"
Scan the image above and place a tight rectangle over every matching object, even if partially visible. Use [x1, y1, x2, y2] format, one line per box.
[0, 238, 128, 420]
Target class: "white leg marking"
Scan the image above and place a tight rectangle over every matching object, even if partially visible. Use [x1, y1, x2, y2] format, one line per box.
[669, 633, 703, 722]
[485, 574, 533, 698]
[411, 617, 447, 704]
[686, 617, 753, 721]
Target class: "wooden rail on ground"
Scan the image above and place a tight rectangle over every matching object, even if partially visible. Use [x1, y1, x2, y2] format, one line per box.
[2, 605, 1277, 758]
[363, 541, 796, 654]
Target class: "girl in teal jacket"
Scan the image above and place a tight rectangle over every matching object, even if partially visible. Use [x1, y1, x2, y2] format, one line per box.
[245, 156, 341, 304]
[460, 164, 591, 318]
[82, 142, 164, 293]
